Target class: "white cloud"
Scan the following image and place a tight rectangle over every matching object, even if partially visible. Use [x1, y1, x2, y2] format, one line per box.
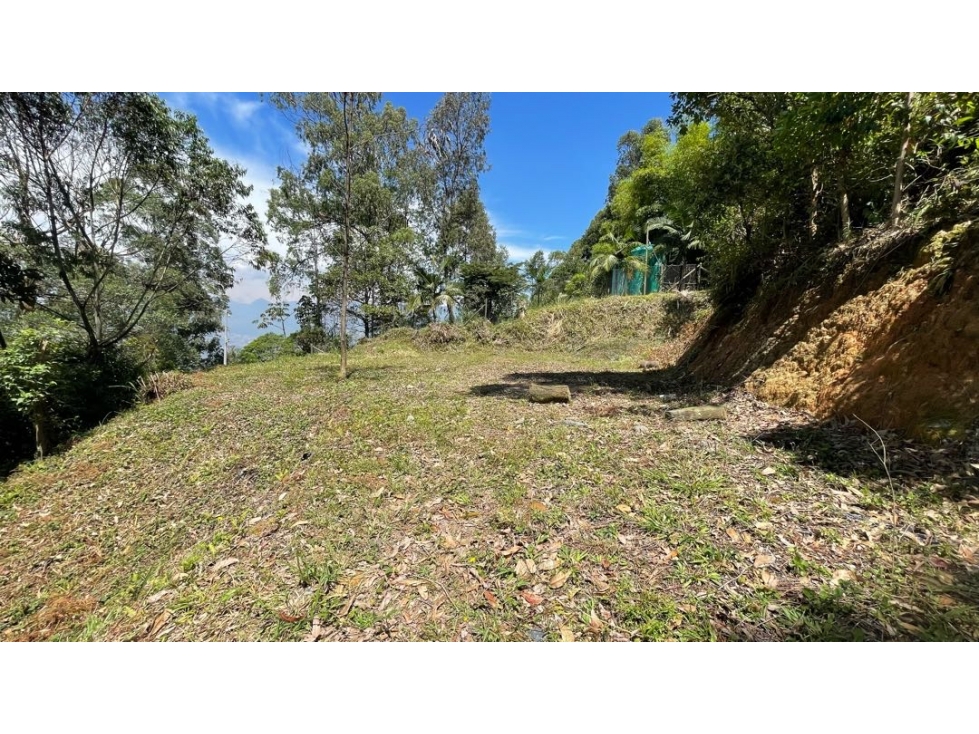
[229, 99, 262, 125]
[500, 242, 559, 263]
[488, 210, 568, 262]
[487, 209, 526, 239]
[229, 265, 272, 304]
[209, 147, 290, 304]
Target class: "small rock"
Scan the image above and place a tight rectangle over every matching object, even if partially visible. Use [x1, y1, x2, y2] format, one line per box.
[560, 419, 589, 429]
[528, 628, 546, 642]
[633, 423, 649, 434]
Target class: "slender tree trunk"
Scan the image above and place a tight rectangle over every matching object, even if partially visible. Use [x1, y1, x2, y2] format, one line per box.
[809, 165, 821, 239]
[32, 408, 50, 459]
[890, 92, 915, 226]
[839, 179, 851, 240]
[339, 93, 352, 380]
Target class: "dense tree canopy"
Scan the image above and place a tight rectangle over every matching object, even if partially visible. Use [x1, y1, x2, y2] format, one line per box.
[561, 92, 979, 309]
[0, 93, 265, 358]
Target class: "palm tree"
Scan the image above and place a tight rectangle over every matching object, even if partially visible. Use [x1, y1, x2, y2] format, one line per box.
[644, 216, 701, 265]
[521, 250, 552, 306]
[588, 232, 648, 295]
[407, 261, 463, 324]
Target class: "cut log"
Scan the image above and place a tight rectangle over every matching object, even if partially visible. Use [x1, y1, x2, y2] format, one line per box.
[528, 384, 571, 404]
[665, 405, 727, 421]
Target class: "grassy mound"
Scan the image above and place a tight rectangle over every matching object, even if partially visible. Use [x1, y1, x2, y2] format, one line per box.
[365, 293, 711, 360]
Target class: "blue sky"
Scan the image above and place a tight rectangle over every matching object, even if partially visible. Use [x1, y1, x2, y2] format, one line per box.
[161, 93, 673, 342]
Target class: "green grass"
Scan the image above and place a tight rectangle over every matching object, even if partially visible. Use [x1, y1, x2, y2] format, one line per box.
[1, 309, 977, 641]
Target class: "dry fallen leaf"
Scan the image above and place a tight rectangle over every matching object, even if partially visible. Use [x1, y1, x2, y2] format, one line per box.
[537, 556, 559, 572]
[588, 610, 604, 634]
[560, 626, 575, 642]
[588, 572, 610, 593]
[529, 501, 547, 513]
[147, 610, 171, 639]
[726, 527, 741, 542]
[304, 616, 323, 642]
[483, 590, 499, 609]
[515, 558, 535, 578]
[521, 590, 543, 606]
[211, 557, 239, 573]
[762, 467, 777, 476]
[615, 504, 633, 514]
[754, 522, 773, 530]
[760, 569, 778, 589]
[753, 554, 775, 568]
[549, 570, 571, 589]
[500, 545, 521, 557]
[146, 589, 170, 604]
[278, 610, 303, 623]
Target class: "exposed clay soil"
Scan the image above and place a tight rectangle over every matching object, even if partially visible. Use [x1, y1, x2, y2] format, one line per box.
[685, 221, 979, 440]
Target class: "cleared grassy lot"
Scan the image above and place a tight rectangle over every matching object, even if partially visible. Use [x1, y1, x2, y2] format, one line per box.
[2, 310, 977, 641]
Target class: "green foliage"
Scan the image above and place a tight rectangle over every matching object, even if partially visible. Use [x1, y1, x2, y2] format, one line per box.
[0, 325, 70, 456]
[562, 273, 590, 299]
[255, 299, 291, 336]
[237, 333, 299, 364]
[0, 253, 42, 350]
[0, 319, 139, 458]
[460, 261, 523, 322]
[0, 93, 265, 359]
[521, 250, 560, 306]
[576, 93, 979, 311]
[408, 260, 464, 324]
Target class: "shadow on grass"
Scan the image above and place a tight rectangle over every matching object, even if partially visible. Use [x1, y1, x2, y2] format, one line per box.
[468, 367, 718, 404]
[724, 564, 979, 641]
[748, 421, 978, 503]
[313, 364, 397, 381]
[655, 295, 699, 340]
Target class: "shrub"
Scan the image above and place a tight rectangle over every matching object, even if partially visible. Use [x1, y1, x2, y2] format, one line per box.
[136, 371, 195, 403]
[413, 323, 468, 347]
[237, 333, 299, 363]
[0, 321, 140, 458]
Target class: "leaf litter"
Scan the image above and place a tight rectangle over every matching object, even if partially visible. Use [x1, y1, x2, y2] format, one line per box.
[1, 330, 978, 641]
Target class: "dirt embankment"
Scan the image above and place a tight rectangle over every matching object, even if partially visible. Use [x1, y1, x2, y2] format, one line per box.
[684, 221, 979, 440]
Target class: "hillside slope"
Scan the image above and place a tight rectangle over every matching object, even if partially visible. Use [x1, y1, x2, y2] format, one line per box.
[684, 221, 979, 440]
[3, 344, 978, 641]
[369, 293, 711, 363]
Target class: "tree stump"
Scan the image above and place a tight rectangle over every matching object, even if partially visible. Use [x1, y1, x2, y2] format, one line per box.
[665, 405, 727, 421]
[528, 384, 571, 404]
